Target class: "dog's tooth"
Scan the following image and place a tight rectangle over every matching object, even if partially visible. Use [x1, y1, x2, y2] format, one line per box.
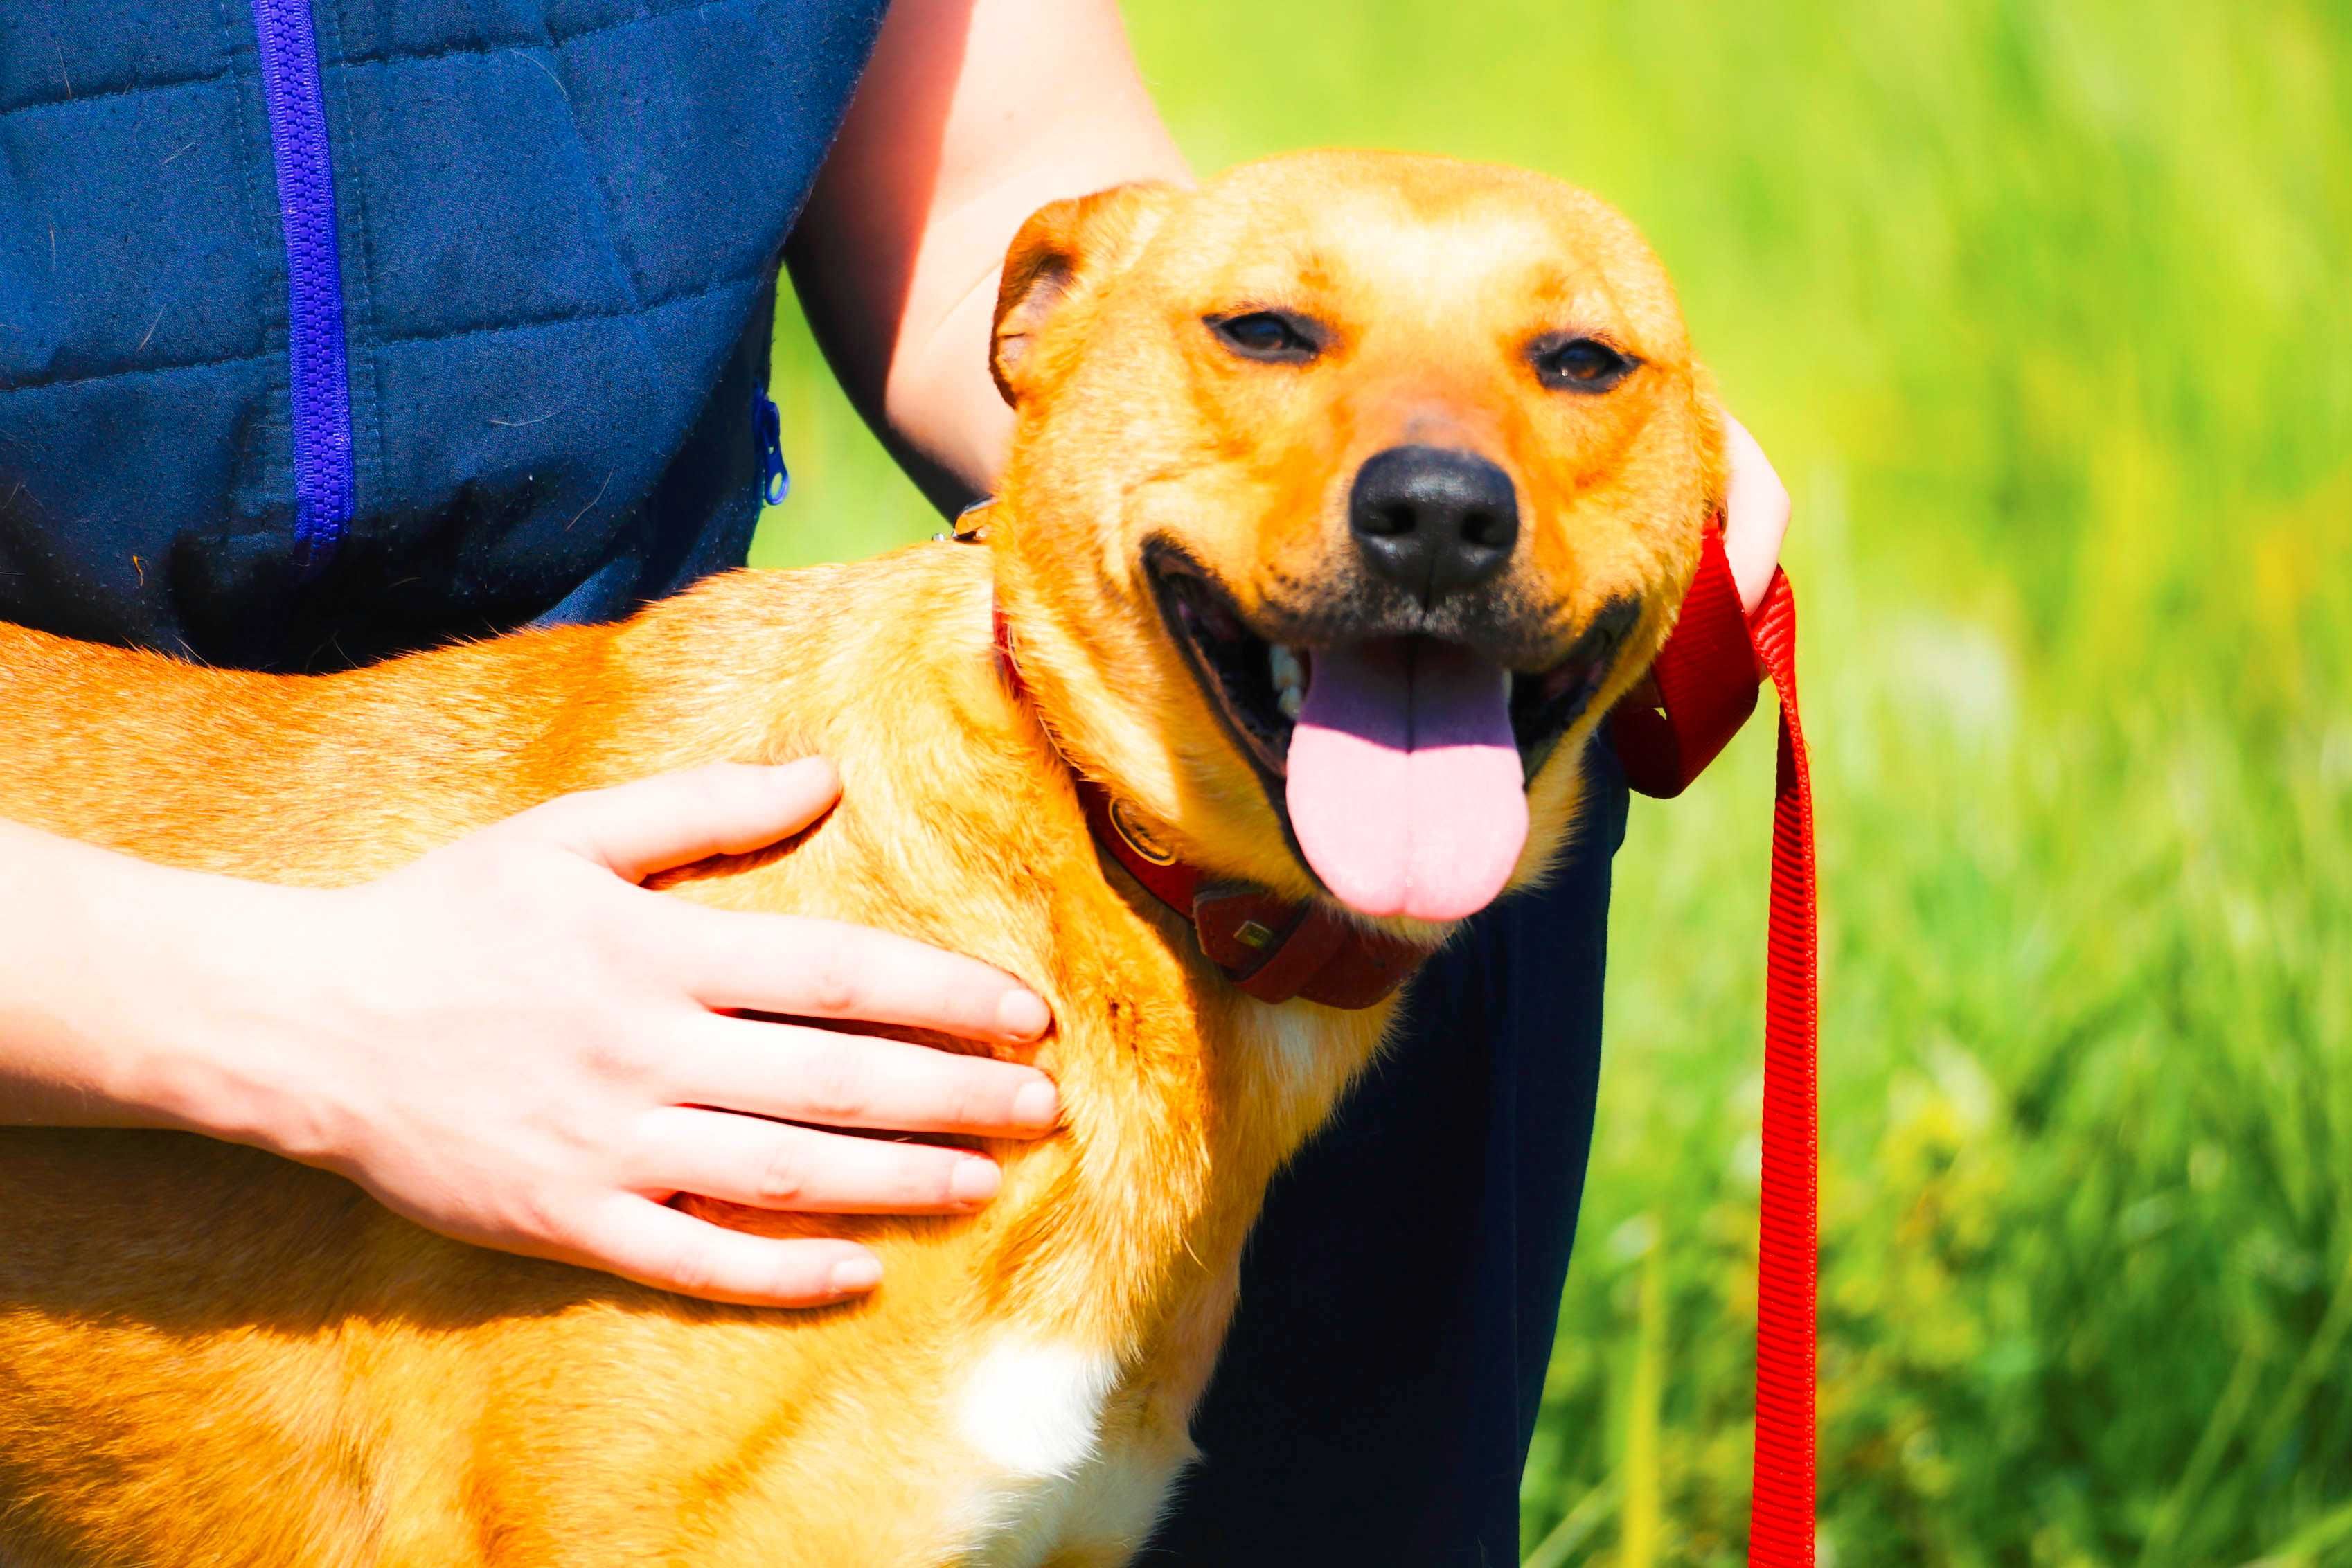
[1276, 683, 1304, 721]
[1269, 643, 1303, 697]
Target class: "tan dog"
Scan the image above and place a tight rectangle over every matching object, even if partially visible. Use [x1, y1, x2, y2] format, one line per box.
[0, 151, 1720, 1567]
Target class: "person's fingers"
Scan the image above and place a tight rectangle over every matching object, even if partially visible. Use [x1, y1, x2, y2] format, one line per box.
[568, 1197, 883, 1307]
[632, 1107, 1004, 1215]
[1720, 411, 1793, 616]
[514, 760, 844, 884]
[659, 903, 1053, 1044]
[668, 1015, 1060, 1137]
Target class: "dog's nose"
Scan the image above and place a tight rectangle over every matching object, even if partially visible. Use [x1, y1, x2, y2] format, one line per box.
[1347, 445, 1520, 603]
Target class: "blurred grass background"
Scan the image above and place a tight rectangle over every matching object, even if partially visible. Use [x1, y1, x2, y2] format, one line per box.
[752, 2, 2352, 1561]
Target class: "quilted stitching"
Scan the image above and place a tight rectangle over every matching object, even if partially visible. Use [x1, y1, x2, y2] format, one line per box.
[338, 0, 746, 71]
[1, 76, 275, 389]
[0, 349, 277, 399]
[0, 0, 232, 118]
[0, 0, 886, 669]
[0, 0, 745, 118]
[3, 0, 851, 388]
[0, 266, 763, 399]
[0, 69, 236, 123]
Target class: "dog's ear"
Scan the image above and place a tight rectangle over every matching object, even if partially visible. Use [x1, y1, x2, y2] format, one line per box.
[992, 182, 1182, 406]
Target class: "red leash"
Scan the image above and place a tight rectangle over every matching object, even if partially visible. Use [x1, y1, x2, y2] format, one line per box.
[1612, 529, 1819, 1566]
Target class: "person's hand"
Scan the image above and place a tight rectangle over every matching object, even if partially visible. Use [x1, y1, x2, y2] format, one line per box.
[229, 759, 1058, 1308]
[1720, 412, 1794, 615]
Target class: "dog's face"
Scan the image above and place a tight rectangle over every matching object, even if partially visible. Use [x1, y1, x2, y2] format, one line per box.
[992, 151, 1722, 928]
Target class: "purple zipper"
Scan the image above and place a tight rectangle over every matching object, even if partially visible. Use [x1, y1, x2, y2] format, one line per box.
[248, 0, 354, 565]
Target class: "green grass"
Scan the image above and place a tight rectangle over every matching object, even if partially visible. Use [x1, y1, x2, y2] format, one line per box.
[751, 2, 2352, 1560]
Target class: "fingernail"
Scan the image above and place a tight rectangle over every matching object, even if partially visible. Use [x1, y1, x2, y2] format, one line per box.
[1011, 1078, 1060, 1130]
[997, 990, 1051, 1040]
[830, 1256, 882, 1294]
[951, 1158, 1002, 1204]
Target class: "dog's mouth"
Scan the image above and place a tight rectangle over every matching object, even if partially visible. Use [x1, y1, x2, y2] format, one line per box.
[1146, 549, 1632, 922]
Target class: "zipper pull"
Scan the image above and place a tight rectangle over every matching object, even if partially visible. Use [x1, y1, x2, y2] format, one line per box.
[756, 389, 790, 506]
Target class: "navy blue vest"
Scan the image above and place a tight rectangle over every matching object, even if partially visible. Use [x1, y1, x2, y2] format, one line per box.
[0, 0, 887, 670]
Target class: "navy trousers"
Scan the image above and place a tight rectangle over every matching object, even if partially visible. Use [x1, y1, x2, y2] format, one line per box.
[1148, 746, 1626, 1563]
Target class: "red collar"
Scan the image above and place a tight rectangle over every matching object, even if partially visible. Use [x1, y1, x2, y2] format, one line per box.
[990, 607, 1436, 1009]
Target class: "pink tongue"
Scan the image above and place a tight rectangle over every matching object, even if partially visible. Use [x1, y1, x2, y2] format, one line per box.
[1285, 641, 1528, 923]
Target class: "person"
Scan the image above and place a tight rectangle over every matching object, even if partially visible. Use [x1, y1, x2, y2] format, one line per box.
[0, 0, 1788, 1558]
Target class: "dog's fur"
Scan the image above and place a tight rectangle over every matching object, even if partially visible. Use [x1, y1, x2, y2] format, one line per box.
[0, 152, 1720, 1566]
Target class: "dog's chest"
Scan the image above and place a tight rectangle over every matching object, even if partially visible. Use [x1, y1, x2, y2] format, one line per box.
[938, 999, 1371, 1563]
[944, 1337, 1179, 1566]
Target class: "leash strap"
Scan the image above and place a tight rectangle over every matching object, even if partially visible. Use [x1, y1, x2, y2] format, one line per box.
[1612, 530, 1819, 1565]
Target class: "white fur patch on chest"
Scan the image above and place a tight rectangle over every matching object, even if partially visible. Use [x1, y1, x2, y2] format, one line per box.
[954, 1338, 1121, 1479]
[1248, 999, 1328, 1096]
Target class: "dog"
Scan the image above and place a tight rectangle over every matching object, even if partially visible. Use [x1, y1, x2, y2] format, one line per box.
[0, 150, 1722, 1566]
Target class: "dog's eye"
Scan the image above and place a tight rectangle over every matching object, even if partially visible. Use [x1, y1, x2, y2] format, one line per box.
[1531, 336, 1638, 393]
[1209, 311, 1324, 364]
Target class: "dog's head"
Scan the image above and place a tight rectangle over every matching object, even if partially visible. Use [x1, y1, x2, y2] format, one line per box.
[990, 150, 1722, 930]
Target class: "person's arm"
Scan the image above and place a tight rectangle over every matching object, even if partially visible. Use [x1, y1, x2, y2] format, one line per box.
[787, 0, 1193, 510]
[0, 762, 1058, 1308]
